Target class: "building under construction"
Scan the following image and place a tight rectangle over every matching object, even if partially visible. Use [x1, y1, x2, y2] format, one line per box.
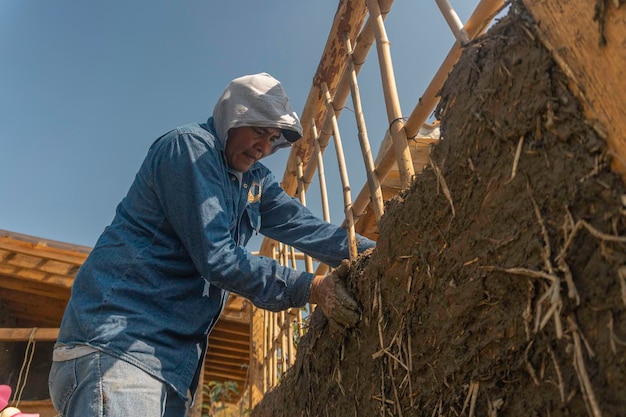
[2, 0, 625, 416]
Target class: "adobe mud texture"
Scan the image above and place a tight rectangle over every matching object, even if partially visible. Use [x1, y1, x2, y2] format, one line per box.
[252, 5, 626, 417]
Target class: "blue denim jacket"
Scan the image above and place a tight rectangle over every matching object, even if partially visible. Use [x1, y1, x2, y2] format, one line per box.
[56, 119, 375, 399]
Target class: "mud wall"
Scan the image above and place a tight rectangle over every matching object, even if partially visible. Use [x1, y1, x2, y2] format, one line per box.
[252, 4, 626, 417]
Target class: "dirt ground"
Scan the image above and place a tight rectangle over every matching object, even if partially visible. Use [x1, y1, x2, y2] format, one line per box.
[252, 4, 626, 417]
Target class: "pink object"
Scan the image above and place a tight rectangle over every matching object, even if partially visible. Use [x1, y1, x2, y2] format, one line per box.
[0, 386, 40, 417]
[0, 385, 11, 410]
[1, 408, 40, 417]
[0, 407, 40, 417]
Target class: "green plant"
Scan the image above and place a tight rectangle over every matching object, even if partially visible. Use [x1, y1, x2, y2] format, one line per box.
[201, 380, 239, 417]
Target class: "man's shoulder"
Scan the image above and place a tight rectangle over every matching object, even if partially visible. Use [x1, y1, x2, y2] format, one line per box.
[174, 123, 214, 140]
[148, 123, 220, 159]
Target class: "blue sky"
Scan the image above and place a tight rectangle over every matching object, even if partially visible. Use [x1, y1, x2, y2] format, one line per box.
[0, 1, 481, 249]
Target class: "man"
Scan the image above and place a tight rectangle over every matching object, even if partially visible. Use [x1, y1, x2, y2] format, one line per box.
[49, 73, 375, 417]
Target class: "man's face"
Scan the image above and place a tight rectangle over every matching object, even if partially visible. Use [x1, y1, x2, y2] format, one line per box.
[225, 126, 282, 172]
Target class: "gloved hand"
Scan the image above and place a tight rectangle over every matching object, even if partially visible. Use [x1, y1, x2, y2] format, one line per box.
[308, 260, 360, 327]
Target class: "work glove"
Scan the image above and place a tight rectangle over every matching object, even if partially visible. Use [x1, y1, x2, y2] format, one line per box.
[308, 260, 360, 327]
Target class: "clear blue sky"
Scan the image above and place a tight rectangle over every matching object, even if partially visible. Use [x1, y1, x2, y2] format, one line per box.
[0, 1, 481, 249]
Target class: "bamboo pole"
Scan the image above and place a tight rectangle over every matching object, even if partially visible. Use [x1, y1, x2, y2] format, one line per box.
[344, 33, 385, 223]
[311, 121, 331, 223]
[312, 122, 333, 278]
[258, 0, 394, 260]
[279, 311, 287, 377]
[288, 245, 297, 270]
[435, 0, 470, 45]
[404, 0, 504, 137]
[286, 311, 294, 367]
[350, 0, 505, 224]
[322, 82, 358, 261]
[262, 310, 269, 392]
[296, 157, 315, 273]
[366, 0, 415, 188]
[270, 312, 277, 387]
[299, 0, 396, 195]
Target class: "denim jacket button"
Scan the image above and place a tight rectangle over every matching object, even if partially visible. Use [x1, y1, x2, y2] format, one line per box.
[243, 183, 248, 188]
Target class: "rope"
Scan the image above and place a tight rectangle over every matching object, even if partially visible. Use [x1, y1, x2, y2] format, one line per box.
[389, 116, 410, 136]
[12, 327, 37, 408]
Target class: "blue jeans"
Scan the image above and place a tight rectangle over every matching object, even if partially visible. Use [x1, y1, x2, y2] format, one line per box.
[48, 350, 188, 417]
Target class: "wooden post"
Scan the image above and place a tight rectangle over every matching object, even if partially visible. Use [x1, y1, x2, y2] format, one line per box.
[286, 310, 295, 367]
[270, 312, 276, 387]
[279, 311, 287, 378]
[311, 121, 331, 224]
[366, 0, 415, 188]
[296, 157, 315, 273]
[344, 33, 385, 223]
[435, 0, 470, 45]
[321, 82, 358, 261]
[262, 310, 269, 393]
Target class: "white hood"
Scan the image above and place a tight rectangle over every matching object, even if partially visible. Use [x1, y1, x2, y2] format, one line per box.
[212, 73, 303, 155]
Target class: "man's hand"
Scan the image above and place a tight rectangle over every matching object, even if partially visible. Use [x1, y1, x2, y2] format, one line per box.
[308, 260, 360, 327]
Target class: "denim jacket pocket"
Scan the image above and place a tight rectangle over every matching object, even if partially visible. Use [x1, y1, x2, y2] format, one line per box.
[240, 204, 261, 246]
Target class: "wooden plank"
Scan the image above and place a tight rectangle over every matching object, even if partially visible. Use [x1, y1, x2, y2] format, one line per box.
[203, 369, 247, 384]
[0, 276, 70, 300]
[206, 355, 249, 368]
[0, 264, 74, 288]
[204, 363, 248, 377]
[40, 259, 80, 275]
[206, 352, 249, 365]
[207, 344, 250, 357]
[1, 287, 67, 309]
[209, 324, 250, 339]
[521, 0, 626, 178]
[219, 308, 251, 323]
[0, 232, 89, 266]
[207, 337, 249, 353]
[3, 252, 43, 269]
[3, 303, 64, 327]
[0, 327, 59, 341]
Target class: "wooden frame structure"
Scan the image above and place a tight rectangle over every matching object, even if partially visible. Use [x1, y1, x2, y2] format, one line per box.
[248, 0, 626, 409]
[250, 0, 505, 408]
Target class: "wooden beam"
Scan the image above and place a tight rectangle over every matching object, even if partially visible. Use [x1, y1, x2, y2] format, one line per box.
[0, 231, 89, 265]
[209, 330, 249, 344]
[0, 276, 70, 300]
[205, 361, 248, 371]
[0, 263, 74, 289]
[1, 287, 67, 307]
[206, 347, 250, 361]
[204, 369, 247, 383]
[206, 353, 249, 364]
[0, 327, 59, 341]
[3, 301, 64, 323]
[205, 358, 248, 372]
[207, 339, 249, 354]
